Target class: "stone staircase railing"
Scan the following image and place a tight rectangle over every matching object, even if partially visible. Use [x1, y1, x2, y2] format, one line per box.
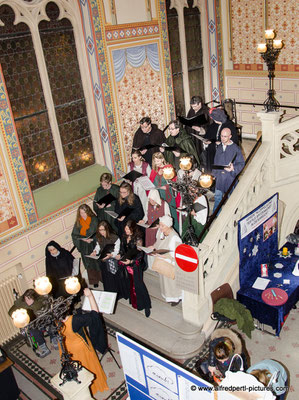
[182, 112, 299, 332]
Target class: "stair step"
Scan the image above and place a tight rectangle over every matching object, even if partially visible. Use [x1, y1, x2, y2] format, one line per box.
[103, 298, 205, 360]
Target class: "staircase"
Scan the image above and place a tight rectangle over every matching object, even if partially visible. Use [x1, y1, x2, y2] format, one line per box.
[102, 269, 205, 362]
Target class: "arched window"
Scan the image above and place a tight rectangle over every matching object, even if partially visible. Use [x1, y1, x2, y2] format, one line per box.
[0, 1, 95, 190]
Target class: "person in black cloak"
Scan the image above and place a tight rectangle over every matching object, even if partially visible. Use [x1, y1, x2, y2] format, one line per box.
[45, 241, 75, 298]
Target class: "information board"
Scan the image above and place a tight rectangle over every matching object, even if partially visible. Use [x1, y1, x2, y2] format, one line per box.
[238, 193, 278, 287]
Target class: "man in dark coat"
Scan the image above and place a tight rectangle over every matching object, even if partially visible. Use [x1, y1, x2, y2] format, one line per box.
[161, 119, 201, 170]
[132, 116, 165, 167]
[212, 128, 244, 212]
[203, 108, 239, 173]
[185, 96, 211, 161]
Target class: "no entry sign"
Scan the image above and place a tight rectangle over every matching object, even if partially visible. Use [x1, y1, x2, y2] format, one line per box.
[175, 244, 199, 272]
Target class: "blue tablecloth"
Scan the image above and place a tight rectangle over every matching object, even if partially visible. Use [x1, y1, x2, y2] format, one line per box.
[237, 242, 299, 335]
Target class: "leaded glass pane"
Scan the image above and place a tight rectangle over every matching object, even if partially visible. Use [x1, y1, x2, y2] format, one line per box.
[39, 2, 94, 174]
[0, 4, 60, 190]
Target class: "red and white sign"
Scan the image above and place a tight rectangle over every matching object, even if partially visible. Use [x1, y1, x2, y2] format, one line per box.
[175, 244, 199, 272]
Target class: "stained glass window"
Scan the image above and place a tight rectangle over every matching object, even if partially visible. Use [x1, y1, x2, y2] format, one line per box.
[0, 2, 94, 190]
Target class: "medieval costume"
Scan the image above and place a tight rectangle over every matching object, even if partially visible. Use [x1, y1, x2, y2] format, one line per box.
[93, 183, 119, 229]
[114, 194, 144, 236]
[71, 215, 100, 285]
[60, 311, 108, 396]
[133, 124, 165, 166]
[45, 240, 74, 298]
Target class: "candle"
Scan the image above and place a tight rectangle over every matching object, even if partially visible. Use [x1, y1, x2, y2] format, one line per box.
[273, 40, 282, 49]
[265, 29, 275, 39]
[199, 174, 213, 188]
[282, 247, 288, 256]
[12, 308, 30, 328]
[179, 157, 192, 171]
[257, 43, 267, 53]
[163, 166, 175, 180]
[35, 276, 52, 295]
[65, 277, 81, 295]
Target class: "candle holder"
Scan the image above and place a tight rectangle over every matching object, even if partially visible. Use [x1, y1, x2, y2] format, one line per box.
[257, 30, 283, 112]
[12, 278, 82, 386]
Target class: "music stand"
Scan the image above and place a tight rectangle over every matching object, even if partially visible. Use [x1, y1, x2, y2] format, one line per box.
[100, 346, 121, 369]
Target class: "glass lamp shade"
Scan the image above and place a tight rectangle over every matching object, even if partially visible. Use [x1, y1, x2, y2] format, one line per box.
[12, 308, 30, 328]
[265, 29, 275, 39]
[199, 174, 213, 188]
[65, 277, 81, 295]
[179, 157, 192, 171]
[35, 276, 52, 295]
[163, 165, 175, 180]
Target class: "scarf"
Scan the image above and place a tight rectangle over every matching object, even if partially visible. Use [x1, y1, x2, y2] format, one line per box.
[80, 216, 91, 236]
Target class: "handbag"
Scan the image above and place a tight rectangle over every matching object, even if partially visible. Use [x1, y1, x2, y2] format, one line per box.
[106, 258, 119, 275]
[152, 257, 175, 279]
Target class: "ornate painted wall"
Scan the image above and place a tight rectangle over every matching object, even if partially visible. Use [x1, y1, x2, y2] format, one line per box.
[226, 0, 298, 138]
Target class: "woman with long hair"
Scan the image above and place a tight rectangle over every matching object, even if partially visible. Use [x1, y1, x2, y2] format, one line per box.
[127, 149, 151, 213]
[116, 220, 151, 317]
[90, 221, 128, 300]
[114, 181, 144, 236]
[71, 204, 100, 286]
[151, 153, 179, 232]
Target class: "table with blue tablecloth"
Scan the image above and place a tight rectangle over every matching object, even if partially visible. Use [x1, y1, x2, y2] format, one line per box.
[237, 243, 299, 336]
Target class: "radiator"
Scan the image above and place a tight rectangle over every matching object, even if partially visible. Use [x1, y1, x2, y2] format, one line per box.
[0, 275, 23, 345]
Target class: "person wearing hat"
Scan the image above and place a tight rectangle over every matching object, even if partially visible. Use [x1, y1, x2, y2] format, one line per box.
[149, 215, 183, 306]
[138, 189, 171, 247]
[202, 108, 238, 173]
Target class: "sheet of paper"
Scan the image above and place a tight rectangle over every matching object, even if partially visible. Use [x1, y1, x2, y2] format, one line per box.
[104, 210, 118, 218]
[143, 355, 178, 393]
[138, 246, 154, 254]
[147, 377, 178, 400]
[252, 277, 270, 290]
[118, 342, 146, 386]
[85, 254, 100, 259]
[82, 290, 117, 314]
[137, 175, 156, 190]
[137, 222, 150, 229]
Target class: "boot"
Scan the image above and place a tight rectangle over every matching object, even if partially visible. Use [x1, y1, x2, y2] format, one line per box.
[36, 343, 51, 358]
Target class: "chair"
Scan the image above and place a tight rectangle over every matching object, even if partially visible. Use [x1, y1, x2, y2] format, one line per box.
[210, 283, 236, 329]
[222, 98, 242, 143]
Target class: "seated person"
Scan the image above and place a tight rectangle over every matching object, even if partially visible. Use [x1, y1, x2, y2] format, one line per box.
[9, 289, 56, 357]
[45, 240, 75, 298]
[93, 173, 119, 230]
[60, 288, 109, 396]
[247, 359, 288, 400]
[196, 328, 246, 383]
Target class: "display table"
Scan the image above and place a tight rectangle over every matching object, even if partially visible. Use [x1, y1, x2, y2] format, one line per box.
[0, 357, 20, 400]
[237, 243, 299, 335]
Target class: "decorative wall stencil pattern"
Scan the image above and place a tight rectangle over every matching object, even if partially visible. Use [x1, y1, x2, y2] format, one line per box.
[231, 0, 298, 70]
[79, 0, 119, 173]
[205, 0, 222, 101]
[0, 66, 37, 226]
[113, 54, 165, 165]
[105, 23, 159, 42]
[267, 0, 298, 67]
[0, 150, 21, 236]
